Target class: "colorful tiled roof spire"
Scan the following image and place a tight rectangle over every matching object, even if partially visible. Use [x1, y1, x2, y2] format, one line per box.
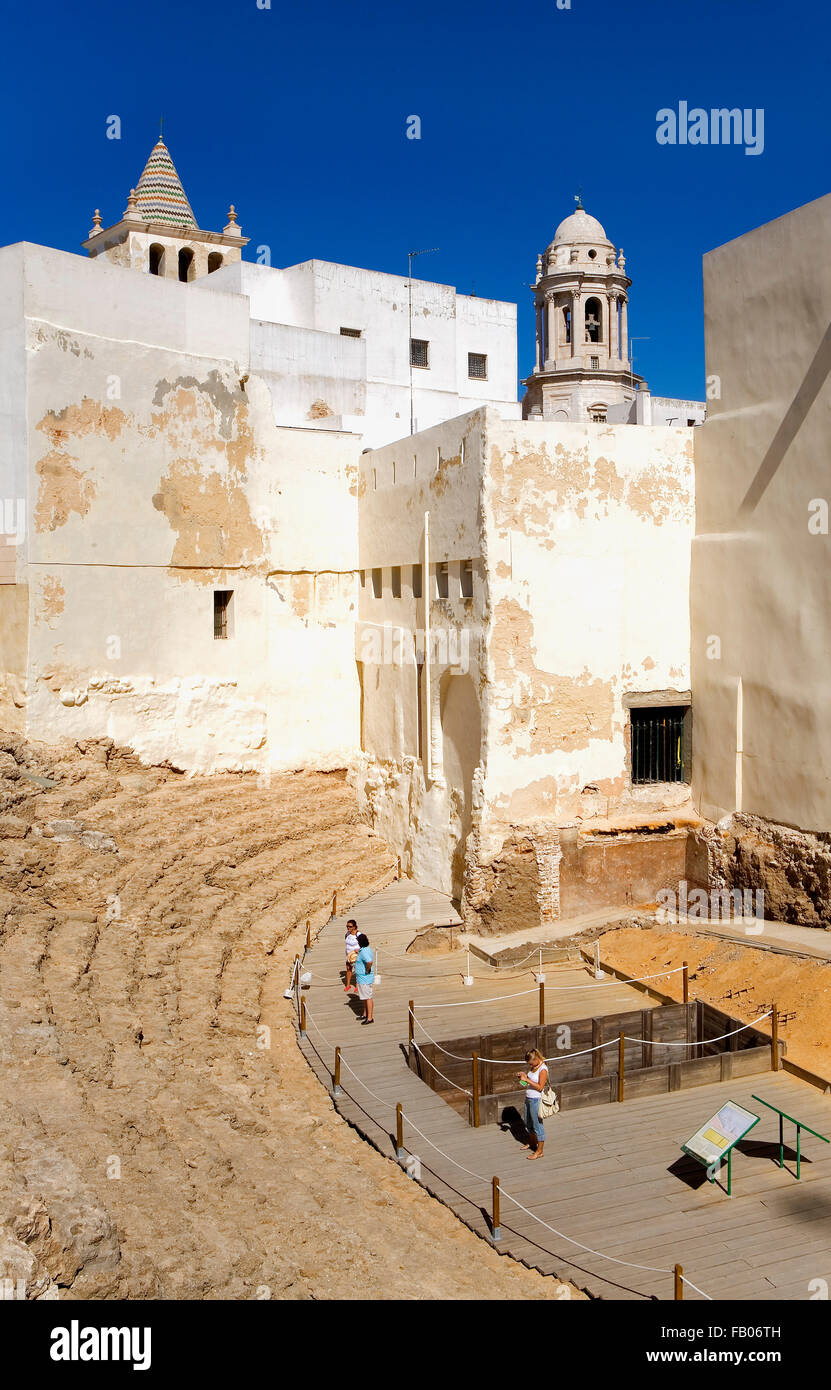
[133, 138, 197, 230]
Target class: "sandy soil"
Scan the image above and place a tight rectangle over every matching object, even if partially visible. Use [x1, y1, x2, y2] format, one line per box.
[0, 732, 572, 1301]
[596, 923, 831, 1080]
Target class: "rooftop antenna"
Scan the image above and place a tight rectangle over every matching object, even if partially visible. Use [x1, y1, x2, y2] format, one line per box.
[574, 186, 584, 209]
[408, 247, 439, 435]
[159, 114, 164, 141]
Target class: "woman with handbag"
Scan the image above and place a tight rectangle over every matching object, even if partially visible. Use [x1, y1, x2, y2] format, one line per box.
[518, 1049, 549, 1160]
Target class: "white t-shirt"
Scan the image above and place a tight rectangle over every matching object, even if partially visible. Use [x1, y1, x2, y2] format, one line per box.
[526, 1062, 548, 1095]
[345, 933, 359, 959]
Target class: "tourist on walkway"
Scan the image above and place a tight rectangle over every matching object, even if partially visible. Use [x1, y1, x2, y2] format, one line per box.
[344, 919, 359, 993]
[354, 932, 375, 1024]
[518, 1049, 548, 1160]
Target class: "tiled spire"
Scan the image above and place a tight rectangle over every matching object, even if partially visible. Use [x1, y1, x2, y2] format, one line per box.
[133, 138, 197, 230]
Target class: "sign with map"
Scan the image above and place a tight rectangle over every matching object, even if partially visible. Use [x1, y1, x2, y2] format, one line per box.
[682, 1100, 759, 1168]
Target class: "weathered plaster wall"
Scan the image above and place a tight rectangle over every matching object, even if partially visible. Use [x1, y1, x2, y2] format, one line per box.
[692, 193, 831, 831]
[354, 408, 695, 914]
[480, 416, 694, 853]
[5, 243, 359, 773]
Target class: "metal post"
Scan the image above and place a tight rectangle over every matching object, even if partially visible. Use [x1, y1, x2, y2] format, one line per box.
[779, 1113, 784, 1169]
[618, 1030, 625, 1103]
[397, 855, 402, 880]
[299, 996, 307, 1038]
[771, 1002, 780, 1072]
[293, 955, 301, 1011]
[333, 1046, 342, 1096]
[305, 919, 311, 952]
[332, 890, 338, 920]
[674, 1264, 683, 1300]
[539, 981, 545, 1027]
[408, 1000, 415, 1047]
[492, 1176, 501, 1242]
[682, 961, 689, 1004]
[472, 1051, 480, 1128]
[396, 1102, 404, 1160]
[797, 1124, 802, 1180]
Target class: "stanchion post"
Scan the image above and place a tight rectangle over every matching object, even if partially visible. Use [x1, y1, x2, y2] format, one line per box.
[305, 919, 311, 952]
[332, 890, 338, 919]
[492, 1176, 501, 1242]
[332, 1046, 342, 1096]
[674, 1264, 683, 1300]
[299, 996, 307, 1038]
[539, 981, 545, 1027]
[472, 1051, 480, 1128]
[397, 855, 402, 880]
[293, 955, 301, 1010]
[408, 1000, 415, 1047]
[682, 960, 689, 1004]
[396, 1102, 404, 1160]
[771, 1002, 780, 1072]
[618, 1030, 625, 1103]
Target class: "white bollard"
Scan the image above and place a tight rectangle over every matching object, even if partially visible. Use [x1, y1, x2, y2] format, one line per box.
[535, 946, 546, 985]
[593, 941, 604, 981]
[463, 948, 473, 988]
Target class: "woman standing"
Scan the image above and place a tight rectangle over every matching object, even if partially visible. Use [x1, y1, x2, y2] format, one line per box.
[354, 933, 375, 1024]
[518, 1049, 548, 1160]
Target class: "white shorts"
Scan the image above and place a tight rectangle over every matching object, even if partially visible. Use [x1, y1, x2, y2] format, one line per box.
[356, 982, 373, 1001]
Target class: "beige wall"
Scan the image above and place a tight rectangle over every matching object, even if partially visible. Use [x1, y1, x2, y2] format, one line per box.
[692, 193, 831, 828]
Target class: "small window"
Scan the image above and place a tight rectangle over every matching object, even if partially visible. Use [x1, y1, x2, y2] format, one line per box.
[687, 418, 696, 426]
[410, 338, 429, 369]
[359, 569, 366, 588]
[371, 568, 382, 598]
[461, 560, 474, 599]
[340, 327, 362, 338]
[412, 564, 423, 599]
[149, 244, 165, 276]
[590, 356, 600, 370]
[436, 562, 449, 599]
[178, 248, 195, 283]
[208, 252, 223, 274]
[630, 706, 689, 784]
[391, 566, 402, 598]
[214, 590, 233, 640]
[588, 248, 597, 260]
[468, 352, 487, 380]
[589, 406, 607, 423]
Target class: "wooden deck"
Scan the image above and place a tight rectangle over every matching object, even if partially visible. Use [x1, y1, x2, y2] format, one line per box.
[296, 880, 831, 1301]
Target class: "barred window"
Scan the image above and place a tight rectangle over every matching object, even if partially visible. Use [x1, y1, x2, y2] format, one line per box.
[410, 338, 429, 368]
[468, 352, 487, 380]
[630, 706, 689, 784]
[340, 327, 361, 338]
[590, 355, 600, 370]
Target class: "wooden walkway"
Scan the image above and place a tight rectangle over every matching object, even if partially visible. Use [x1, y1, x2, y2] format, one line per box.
[296, 880, 831, 1301]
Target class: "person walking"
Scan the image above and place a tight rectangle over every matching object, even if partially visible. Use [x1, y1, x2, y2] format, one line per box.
[518, 1049, 548, 1160]
[344, 919, 359, 993]
[354, 932, 375, 1024]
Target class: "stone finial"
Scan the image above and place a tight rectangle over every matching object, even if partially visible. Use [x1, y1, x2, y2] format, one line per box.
[89, 209, 103, 237]
[123, 188, 140, 221]
[223, 204, 242, 237]
[618, 247, 626, 269]
[535, 253, 543, 283]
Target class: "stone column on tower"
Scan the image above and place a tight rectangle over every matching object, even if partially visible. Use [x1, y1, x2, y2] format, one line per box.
[608, 292, 618, 362]
[572, 290, 584, 360]
[546, 293, 559, 367]
[535, 301, 543, 370]
[620, 296, 629, 366]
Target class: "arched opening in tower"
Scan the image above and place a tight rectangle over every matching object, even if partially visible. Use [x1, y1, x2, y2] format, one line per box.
[208, 252, 224, 274]
[585, 297, 603, 343]
[149, 244, 165, 276]
[178, 248, 195, 283]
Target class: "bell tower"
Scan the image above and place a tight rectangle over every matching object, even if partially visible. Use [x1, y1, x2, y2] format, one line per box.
[82, 134, 248, 282]
[522, 199, 642, 423]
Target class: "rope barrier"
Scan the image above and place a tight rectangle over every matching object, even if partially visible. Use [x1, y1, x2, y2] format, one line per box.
[411, 1010, 617, 1066]
[622, 1011, 773, 1047]
[680, 1274, 713, 1301]
[411, 1043, 472, 1096]
[415, 988, 539, 1009]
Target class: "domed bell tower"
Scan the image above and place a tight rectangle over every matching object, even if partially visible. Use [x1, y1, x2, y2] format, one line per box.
[522, 198, 641, 424]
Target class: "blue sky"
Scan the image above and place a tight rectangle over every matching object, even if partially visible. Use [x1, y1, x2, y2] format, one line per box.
[3, 0, 828, 400]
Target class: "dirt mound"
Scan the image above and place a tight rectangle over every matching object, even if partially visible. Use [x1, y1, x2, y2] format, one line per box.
[0, 734, 566, 1300]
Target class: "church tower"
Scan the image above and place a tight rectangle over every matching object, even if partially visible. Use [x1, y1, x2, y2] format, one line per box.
[522, 200, 641, 424]
[82, 135, 248, 281]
